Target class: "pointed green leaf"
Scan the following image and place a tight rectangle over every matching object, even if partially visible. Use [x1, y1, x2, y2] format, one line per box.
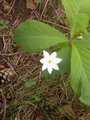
[71, 43, 90, 106]
[14, 20, 67, 52]
[61, 0, 89, 37]
[57, 45, 71, 75]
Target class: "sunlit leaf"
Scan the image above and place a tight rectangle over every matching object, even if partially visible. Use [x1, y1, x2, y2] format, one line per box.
[61, 0, 89, 37]
[80, 0, 90, 17]
[71, 43, 90, 106]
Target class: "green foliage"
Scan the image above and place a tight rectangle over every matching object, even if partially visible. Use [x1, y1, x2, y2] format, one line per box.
[61, 0, 89, 38]
[0, 19, 9, 29]
[80, 0, 90, 17]
[31, 95, 41, 102]
[24, 80, 36, 88]
[35, 0, 43, 4]
[14, 0, 90, 106]
[14, 20, 67, 52]
[71, 43, 90, 106]
[75, 33, 90, 49]
[57, 45, 71, 75]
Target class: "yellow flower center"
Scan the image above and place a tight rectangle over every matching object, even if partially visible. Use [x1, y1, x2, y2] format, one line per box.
[48, 59, 52, 63]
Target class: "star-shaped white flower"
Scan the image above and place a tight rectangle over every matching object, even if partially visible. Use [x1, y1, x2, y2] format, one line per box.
[40, 50, 62, 74]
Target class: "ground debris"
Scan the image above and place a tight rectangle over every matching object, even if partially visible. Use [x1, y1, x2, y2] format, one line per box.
[26, 0, 36, 10]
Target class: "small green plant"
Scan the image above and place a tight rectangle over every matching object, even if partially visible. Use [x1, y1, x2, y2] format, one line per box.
[0, 19, 10, 29]
[24, 79, 36, 88]
[35, 0, 43, 4]
[14, 0, 90, 106]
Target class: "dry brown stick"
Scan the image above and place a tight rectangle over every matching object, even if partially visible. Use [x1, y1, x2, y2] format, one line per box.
[0, 52, 23, 56]
[40, 18, 69, 30]
[0, 88, 6, 120]
[40, 0, 49, 18]
[5, 0, 16, 16]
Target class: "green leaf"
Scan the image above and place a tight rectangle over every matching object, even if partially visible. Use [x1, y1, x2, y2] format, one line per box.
[24, 80, 36, 88]
[75, 33, 90, 49]
[71, 13, 89, 37]
[80, 0, 90, 18]
[71, 43, 90, 106]
[57, 45, 71, 75]
[61, 0, 89, 37]
[0, 19, 9, 29]
[14, 20, 67, 52]
[31, 95, 41, 102]
[35, 0, 43, 4]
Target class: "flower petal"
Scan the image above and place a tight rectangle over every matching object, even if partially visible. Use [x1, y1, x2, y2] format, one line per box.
[43, 50, 50, 58]
[40, 58, 46, 64]
[51, 52, 57, 58]
[47, 66, 53, 74]
[52, 64, 59, 70]
[55, 58, 62, 64]
[40, 50, 62, 74]
[42, 64, 47, 71]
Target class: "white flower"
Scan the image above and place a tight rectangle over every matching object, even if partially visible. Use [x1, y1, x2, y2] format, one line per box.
[40, 50, 62, 74]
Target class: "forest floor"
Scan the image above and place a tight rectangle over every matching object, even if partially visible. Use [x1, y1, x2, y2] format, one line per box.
[0, 0, 90, 120]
